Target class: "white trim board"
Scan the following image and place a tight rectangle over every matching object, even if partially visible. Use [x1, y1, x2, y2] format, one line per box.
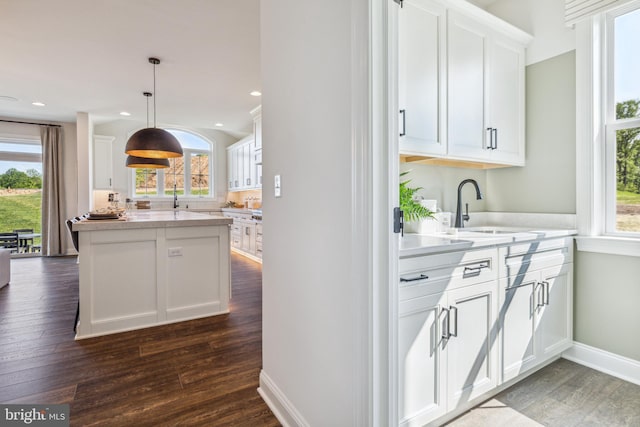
[258, 370, 310, 427]
[563, 341, 640, 386]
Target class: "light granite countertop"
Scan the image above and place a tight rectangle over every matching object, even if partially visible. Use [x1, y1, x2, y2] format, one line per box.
[400, 227, 577, 258]
[73, 210, 232, 231]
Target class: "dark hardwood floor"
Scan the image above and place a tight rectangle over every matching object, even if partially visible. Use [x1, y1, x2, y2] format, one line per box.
[0, 253, 280, 426]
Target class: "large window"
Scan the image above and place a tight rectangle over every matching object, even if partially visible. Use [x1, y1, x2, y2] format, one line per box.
[0, 138, 43, 254]
[605, 4, 640, 234]
[134, 129, 213, 198]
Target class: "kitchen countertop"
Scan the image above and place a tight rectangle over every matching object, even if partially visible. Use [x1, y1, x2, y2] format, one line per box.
[400, 227, 577, 257]
[73, 210, 232, 231]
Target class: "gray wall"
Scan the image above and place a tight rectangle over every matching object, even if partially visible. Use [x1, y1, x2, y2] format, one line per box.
[486, 51, 576, 214]
[574, 251, 640, 361]
[399, 162, 487, 214]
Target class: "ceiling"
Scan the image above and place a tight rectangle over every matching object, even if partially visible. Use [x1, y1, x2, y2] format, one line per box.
[0, 0, 261, 135]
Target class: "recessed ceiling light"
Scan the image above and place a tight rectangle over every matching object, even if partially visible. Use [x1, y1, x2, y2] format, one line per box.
[250, 91, 262, 97]
[120, 111, 131, 116]
[0, 96, 18, 102]
[32, 101, 45, 107]
[215, 123, 224, 127]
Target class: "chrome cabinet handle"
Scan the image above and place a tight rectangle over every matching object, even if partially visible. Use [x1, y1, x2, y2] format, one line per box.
[486, 127, 493, 149]
[542, 281, 550, 305]
[441, 307, 450, 340]
[400, 273, 429, 283]
[449, 306, 458, 338]
[399, 109, 406, 137]
[492, 128, 498, 150]
[536, 282, 545, 308]
[463, 261, 490, 275]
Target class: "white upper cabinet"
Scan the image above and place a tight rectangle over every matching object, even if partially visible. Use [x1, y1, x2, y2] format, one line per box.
[447, 11, 488, 161]
[399, 0, 446, 156]
[447, 10, 526, 166]
[486, 34, 526, 165]
[399, 1, 531, 167]
[93, 135, 115, 190]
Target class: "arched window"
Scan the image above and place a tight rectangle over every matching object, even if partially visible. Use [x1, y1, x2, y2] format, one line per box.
[133, 129, 214, 198]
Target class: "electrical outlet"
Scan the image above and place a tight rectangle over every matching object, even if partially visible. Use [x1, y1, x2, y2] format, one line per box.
[168, 247, 183, 257]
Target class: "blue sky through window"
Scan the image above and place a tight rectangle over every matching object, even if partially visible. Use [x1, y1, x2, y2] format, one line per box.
[0, 142, 42, 174]
[615, 8, 640, 106]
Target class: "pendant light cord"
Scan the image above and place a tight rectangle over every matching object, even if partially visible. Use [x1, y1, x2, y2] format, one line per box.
[153, 62, 157, 128]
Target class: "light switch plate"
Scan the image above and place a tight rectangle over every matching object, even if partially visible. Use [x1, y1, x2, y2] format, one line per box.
[168, 247, 183, 257]
[274, 174, 281, 198]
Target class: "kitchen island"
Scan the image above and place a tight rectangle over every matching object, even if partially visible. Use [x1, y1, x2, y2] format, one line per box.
[72, 210, 233, 339]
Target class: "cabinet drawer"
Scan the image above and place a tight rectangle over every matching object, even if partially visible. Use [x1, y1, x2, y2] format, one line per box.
[499, 238, 573, 278]
[230, 224, 241, 235]
[400, 248, 497, 301]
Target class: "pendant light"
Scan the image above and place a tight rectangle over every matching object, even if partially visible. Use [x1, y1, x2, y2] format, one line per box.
[125, 57, 183, 159]
[126, 92, 170, 168]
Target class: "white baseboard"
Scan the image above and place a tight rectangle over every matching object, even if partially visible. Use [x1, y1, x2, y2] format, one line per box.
[563, 341, 640, 386]
[258, 370, 310, 427]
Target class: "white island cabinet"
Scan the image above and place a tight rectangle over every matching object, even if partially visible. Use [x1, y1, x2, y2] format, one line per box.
[73, 211, 233, 339]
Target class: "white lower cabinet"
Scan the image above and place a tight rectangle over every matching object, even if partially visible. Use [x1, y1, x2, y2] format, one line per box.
[399, 291, 447, 426]
[499, 263, 573, 383]
[221, 209, 262, 262]
[446, 281, 499, 409]
[399, 238, 573, 426]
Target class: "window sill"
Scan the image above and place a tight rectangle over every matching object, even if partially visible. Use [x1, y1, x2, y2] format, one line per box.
[575, 236, 640, 257]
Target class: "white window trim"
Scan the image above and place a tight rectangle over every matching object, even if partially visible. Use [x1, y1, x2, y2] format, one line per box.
[129, 130, 215, 200]
[576, 0, 640, 256]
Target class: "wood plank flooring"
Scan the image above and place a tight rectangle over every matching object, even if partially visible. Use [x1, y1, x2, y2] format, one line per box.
[447, 357, 640, 427]
[0, 254, 280, 426]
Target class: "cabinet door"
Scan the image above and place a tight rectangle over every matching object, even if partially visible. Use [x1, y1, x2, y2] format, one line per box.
[227, 149, 234, 191]
[447, 12, 489, 161]
[446, 280, 498, 409]
[231, 148, 240, 190]
[487, 35, 525, 165]
[241, 223, 256, 254]
[399, 0, 446, 156]
[94, 135, 114, 190]
[537, 263, 573, 360]
[399, 292, 447, 426]
[254, 115, 262, 150]
[243, 144, 252, 188]
[499, 273, 538, 383]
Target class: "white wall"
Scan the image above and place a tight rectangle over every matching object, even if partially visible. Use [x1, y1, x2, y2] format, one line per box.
[93, 120, 239, 209]
[487, 0, 576, 65]
[260, 0, 368, 425]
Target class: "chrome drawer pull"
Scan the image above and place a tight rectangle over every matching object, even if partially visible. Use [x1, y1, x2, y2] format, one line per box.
[463, 261, 490, 276]
[400, 273, 429, 283]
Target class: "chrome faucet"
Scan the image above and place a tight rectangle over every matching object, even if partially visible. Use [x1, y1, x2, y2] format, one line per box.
[173, 184, 179, 209]
[455, 179, 483, 228]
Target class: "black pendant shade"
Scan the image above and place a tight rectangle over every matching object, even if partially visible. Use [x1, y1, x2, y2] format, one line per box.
[125, 154, 170, 169]
[125, 128, 183, 159]
[124, 58, 183, 160]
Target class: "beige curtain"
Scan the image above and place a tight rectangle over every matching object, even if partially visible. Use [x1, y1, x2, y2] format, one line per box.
[41, 126, 65, 256]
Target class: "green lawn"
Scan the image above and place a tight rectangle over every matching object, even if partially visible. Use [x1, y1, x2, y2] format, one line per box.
[0, 191, 42, 238]
[617, 190, 640, 204]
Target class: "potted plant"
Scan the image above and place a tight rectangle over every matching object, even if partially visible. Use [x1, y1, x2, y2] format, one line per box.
[400, 171, 434, 232]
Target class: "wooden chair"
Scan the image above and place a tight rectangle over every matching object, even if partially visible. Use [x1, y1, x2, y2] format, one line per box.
[0, 233, 19, 254]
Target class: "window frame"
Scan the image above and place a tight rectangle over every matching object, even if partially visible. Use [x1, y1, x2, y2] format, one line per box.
[576, 0, 640, 255]
[130, 129, 215, 200]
